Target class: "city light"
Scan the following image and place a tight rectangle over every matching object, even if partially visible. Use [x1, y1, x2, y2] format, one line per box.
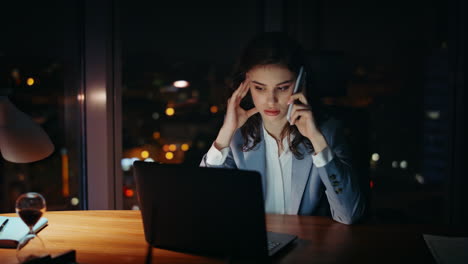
[210, 105, 219, 114]
[153, 131, 160, 139]
[141, 150, 149, 159]
[11, 69, 20, 79]
[121, 157, 140, 171]
[152, 112, 160, 120]
[144, 158, 154, 162]
[77, 93, 85, 102]
[400, 160, 408, 169]
[165, 107, 175, 116]
[124, 188, 134, 198]
[163, 144, 170, 152]
[26, 77, 35, 86]
[71, 197, 80, 206]
[426, 111, 440, 120]
[371, 153, 380, 162]
[173, 80, 190, 88]
[165, 152, 174, 160]
[415, 174, 425, 184]
[121, 158, 132, 171]
[169, 144, 177, 151]
[181, 143, 190, 151]
[61, 148, 70, 197]
[392, 161, 398, 168]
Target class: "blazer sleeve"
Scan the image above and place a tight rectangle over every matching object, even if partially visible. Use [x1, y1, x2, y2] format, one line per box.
[199, 146, 238, 169]
[316, 119, 366, 225]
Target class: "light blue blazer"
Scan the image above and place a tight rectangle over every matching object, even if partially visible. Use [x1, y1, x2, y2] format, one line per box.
[200, 118, 366, 225]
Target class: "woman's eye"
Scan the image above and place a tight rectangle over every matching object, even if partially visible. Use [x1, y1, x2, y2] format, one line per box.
[278, 86, 290, 91]
[254, 86, 264, 91]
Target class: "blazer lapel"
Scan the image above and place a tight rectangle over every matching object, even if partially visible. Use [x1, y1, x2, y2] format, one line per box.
[290, 143, 313, 214]
[243, 131, 267, 200]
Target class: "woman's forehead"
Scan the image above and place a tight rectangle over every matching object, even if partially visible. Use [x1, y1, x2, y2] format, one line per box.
[247, 64, 294, 84]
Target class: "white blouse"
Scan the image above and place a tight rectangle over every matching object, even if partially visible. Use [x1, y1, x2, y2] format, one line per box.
[205, 127, 334, 214]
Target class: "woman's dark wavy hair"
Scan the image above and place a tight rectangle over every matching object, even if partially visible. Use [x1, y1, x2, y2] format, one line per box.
[228, 32, 325, 159]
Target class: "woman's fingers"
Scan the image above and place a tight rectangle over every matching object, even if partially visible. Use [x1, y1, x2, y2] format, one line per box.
[290, 109, 311, 126]
[287, 92, 310, 125]
[289, 103, 310, 117]
[239, 78, 250, 98]
[287, 92, 308, 106]
[225, 79, 254, 127]
[229, 79, 250, 107]
[231, 79, 247, 102]
[290, 104, 312, 126]
[231, 79, 245, 98]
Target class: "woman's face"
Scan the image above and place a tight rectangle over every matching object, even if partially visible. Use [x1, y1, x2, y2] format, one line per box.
[246, 64, 295, 126]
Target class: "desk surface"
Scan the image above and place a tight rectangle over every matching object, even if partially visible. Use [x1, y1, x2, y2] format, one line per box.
[0, 210, 443, 264]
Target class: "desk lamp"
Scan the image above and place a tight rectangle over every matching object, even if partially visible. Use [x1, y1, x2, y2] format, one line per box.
[0, 96, 54, 163]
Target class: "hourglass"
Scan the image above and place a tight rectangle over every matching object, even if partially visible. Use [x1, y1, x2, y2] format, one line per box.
[15, 192, 49, 263]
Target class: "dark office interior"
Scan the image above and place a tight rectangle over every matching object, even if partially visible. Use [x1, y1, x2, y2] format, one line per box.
[0, 0, 466, 229]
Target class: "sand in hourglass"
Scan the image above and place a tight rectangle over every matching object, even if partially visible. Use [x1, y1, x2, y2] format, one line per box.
[18, 209, 43, 227]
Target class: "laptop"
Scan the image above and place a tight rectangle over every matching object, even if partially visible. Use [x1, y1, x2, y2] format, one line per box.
[133, 161, 297, 261]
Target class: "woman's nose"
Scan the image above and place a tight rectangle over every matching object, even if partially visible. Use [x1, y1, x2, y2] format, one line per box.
[266, 91, 278, 104]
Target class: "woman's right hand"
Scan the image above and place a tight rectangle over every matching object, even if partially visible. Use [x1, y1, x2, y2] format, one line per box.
[214, 79, 258, 150]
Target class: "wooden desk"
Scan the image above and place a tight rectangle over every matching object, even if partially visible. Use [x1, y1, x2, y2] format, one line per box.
[0, 210, 440, 263]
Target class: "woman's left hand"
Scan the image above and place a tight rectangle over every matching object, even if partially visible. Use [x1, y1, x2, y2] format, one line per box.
[288, 93, 318, 138]
[288, 93, 328, 153]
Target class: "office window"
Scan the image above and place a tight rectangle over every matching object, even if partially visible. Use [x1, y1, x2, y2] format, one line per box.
[119, 1, 261, 209]
[118, 0, 449, 224]
[284, 0, 448, 224]
[0, 1, 84, 212]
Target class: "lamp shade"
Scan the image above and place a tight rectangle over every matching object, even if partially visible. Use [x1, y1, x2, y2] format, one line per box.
[0, 96, 54, 163]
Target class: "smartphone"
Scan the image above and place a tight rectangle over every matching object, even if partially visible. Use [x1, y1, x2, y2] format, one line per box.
[286, 66, 305, 123]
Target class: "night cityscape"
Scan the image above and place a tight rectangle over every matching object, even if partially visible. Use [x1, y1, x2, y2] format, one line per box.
[0, 0, 463, 225]
[0, 1, 467, 263]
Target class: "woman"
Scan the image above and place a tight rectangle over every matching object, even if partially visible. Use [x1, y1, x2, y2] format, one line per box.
[200, 32, 365, 224]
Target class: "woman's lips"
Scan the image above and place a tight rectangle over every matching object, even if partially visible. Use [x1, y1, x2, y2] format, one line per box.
[264, 109, 280, 116]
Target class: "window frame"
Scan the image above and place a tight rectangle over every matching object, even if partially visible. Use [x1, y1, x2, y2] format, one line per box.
[83, 0, 123, 210]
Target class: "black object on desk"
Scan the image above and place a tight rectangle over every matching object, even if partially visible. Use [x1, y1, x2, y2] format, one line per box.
[133, 162, 297, 261]
[0, 219, 9, 232]
[23, 250, 77, 264]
